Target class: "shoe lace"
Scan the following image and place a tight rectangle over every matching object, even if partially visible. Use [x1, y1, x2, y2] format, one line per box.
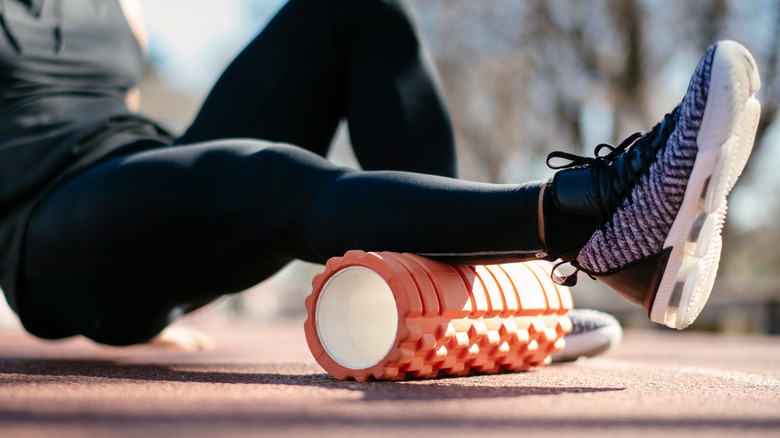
[546, 107, 679, 227]
[546, 106, 680, 286]
[551, 260, 580, 287]
[551, 260, 595, 287]
[546, 133, 642, 226]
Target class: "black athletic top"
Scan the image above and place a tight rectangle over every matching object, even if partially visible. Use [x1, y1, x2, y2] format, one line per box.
[0, 0, 173, 312]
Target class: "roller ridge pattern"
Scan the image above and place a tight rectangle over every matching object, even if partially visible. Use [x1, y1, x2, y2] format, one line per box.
[305, 251, 573, 381]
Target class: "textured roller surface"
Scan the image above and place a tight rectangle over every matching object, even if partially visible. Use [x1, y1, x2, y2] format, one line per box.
[304, 251, 572, 381]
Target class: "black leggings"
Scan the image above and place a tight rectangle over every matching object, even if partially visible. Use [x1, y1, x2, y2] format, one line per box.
[21, 0, 544, 345]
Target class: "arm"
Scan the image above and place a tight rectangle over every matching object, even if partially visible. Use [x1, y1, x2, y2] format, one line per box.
[117, 0, 148, 112]
[146, 324, 214, 352]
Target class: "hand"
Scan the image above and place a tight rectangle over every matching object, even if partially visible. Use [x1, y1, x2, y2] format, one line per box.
[146, 325, 215, 352]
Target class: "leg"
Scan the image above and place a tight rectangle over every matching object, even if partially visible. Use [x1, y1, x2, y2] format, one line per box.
[180, 0, 456, 177]
[22, 141, 542, 345]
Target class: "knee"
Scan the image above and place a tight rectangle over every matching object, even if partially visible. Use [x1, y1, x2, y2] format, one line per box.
[283, 0, 419, 39]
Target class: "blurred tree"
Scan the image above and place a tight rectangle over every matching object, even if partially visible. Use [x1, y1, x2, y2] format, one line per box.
[417, 0, 778, 183]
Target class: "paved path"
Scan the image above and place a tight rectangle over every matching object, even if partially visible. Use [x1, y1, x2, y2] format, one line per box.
[1, 318, 779, 437]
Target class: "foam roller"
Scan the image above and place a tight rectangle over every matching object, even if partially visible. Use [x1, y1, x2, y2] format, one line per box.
[304, 251, 572, 381]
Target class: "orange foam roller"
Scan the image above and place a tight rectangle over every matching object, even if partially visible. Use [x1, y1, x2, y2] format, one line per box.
[304, 251, 573, 381]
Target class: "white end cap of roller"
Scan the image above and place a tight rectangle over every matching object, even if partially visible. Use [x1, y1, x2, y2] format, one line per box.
[315, 267, 399, 369]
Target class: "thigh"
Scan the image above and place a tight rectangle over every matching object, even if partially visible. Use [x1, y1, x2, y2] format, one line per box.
[22, 139, 332, 344]
[181, 0, 456, 177]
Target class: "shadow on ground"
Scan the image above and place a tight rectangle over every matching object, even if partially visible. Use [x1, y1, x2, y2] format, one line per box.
[0, 356, 623, 402]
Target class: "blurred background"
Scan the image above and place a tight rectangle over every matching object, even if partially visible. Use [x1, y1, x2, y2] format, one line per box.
[1, 0, 778, 334]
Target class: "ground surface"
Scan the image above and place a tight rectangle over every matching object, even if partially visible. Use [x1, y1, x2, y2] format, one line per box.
[1, 317, 779, 438]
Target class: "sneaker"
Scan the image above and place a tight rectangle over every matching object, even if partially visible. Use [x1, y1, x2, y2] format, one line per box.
[546, 40, 761, 329]
[552, 309, 622, 363]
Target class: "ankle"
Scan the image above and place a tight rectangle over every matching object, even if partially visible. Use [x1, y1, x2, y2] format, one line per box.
[541, 176, 599, 261]
[537, 181, 547, 247]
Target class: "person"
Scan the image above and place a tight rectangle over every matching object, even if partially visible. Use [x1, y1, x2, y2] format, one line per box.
[0, 0, 760, 348]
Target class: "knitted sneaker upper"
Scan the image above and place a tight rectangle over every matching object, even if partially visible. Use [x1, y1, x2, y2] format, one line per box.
[576, 45, 714, 273]
[565, 308, 621, 336]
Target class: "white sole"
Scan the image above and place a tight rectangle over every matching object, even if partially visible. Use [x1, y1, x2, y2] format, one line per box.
[650, 41, 761, 329]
